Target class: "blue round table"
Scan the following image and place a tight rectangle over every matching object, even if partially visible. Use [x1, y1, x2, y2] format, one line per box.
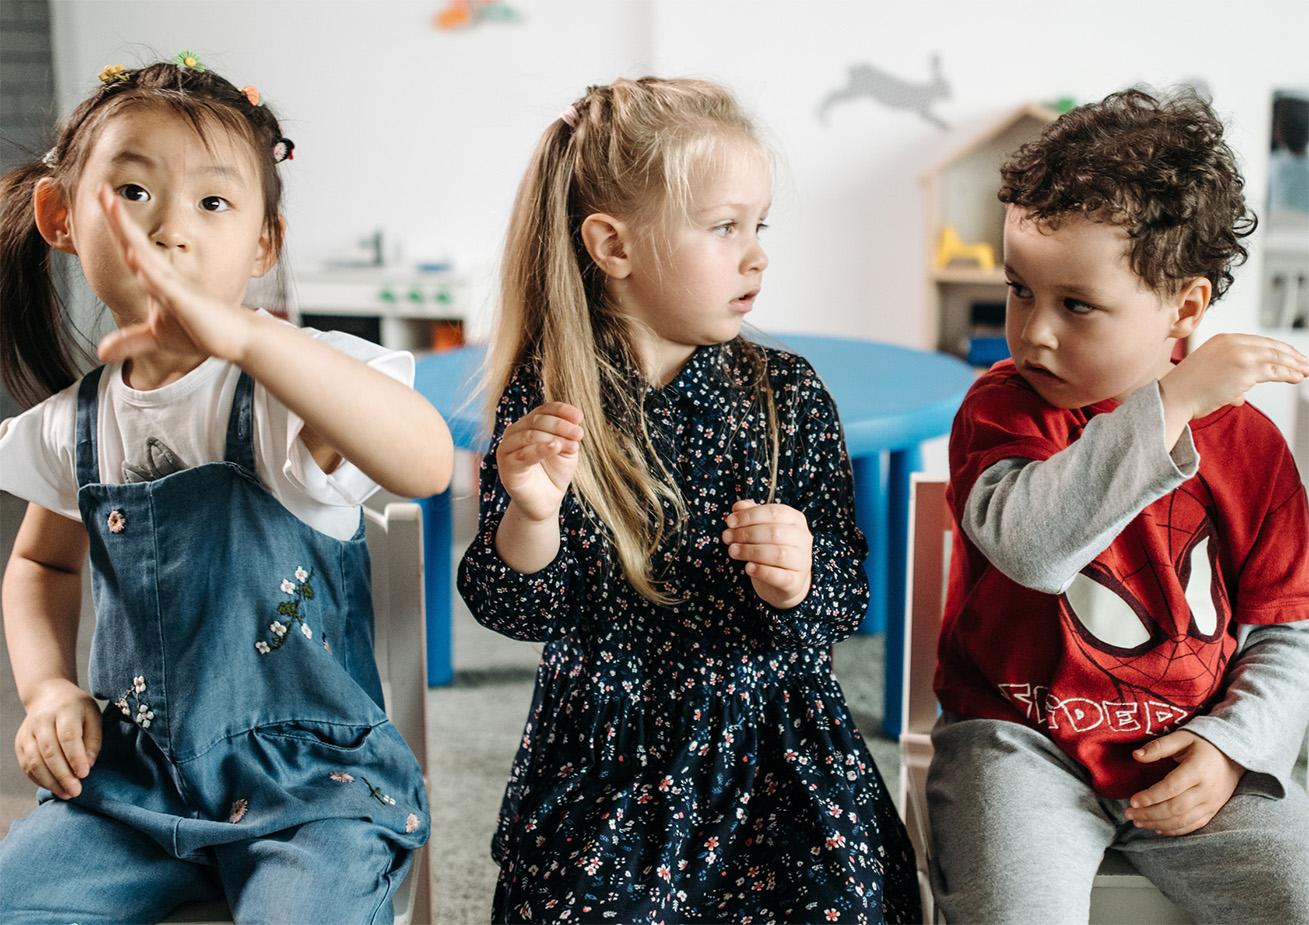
[414, 335, 974, 737]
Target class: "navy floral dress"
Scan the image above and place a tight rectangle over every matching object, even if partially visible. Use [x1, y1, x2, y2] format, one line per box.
[457, 342, 920, 924]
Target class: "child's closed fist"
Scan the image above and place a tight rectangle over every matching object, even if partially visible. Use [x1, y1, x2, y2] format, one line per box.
[722, 500, 813, 610]
[15, 678, 102, 800]
[497, 402, 585, 523]
[1125, 729, 1243, 836]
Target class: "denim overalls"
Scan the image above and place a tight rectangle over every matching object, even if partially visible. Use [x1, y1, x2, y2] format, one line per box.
[0, 367, 428, 924]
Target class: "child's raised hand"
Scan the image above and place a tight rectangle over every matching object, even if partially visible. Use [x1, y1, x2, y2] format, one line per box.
[94, 185, 255, 364]
[722, 500, 814, 609]
[1160, 333, 1309, 421]
[497, 402, 585, 523]
[1125, 729, 1243, 836]
[14, 678, 102, 800]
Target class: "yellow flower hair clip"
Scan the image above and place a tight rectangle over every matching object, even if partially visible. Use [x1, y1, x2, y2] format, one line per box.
[98, 64, 129, 85]
[174, 50, 205, 72]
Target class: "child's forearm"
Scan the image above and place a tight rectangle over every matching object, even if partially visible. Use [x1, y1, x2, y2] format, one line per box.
[238, 312, 453, 498]
[3, 557, 84, 706]
[963, 383, 1195, 593]
[494, 502, 563, 574]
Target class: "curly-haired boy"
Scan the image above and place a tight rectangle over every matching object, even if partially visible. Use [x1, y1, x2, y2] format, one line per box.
[930, 87, 1309, 922]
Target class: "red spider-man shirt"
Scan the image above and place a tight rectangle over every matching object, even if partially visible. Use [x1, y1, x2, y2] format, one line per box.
[938, 361, 1309, 797]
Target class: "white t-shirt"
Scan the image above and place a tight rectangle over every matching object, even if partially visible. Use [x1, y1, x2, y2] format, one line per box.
[0, 312, 414, 542]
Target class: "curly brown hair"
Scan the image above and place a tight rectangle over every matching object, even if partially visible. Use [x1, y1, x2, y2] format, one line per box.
[998, 87, 1256, 304]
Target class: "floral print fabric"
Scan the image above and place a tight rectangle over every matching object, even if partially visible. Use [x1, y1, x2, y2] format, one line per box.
[458, 343, 920, 924]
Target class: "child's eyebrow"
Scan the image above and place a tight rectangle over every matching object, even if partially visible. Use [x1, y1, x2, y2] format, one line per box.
[110, 150, 241, 178]
[696, 201, 772, 214]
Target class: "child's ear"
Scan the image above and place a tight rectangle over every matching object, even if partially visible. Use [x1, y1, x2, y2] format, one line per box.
[32, 178, 77, 254]
[250, 216, 285, 278]
[1168, 277, 1211, 339]
[580, 213, 631, 279]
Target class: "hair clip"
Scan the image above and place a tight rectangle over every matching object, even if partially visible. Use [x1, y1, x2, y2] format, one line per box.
[241, 86, 262, 107]
[98, 64, 129, 85]
[560, 104, 580, 129]
[272, 138, 295, 163]
[41, 148, 59, 169]
[174, 50, 205, 72]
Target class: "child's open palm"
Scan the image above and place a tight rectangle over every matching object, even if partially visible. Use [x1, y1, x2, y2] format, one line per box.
[497, 403, 585, 523]
[1126, 729, 1243, 836]
[723, 500, 814, 609]
[94, 185, 255, 364]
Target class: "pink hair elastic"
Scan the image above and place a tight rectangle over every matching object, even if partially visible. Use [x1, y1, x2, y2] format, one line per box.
[560, 104, 579, 129]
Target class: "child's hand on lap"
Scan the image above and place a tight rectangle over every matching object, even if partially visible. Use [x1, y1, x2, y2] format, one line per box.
[1126, 729, 1243, 836]
[95, 185, 256, 364]
[497, 403, 585, 523]
[15, 678, 102, 800]
[723, 500, 813, 609]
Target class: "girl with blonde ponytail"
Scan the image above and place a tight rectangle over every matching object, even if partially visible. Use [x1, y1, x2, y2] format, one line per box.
[458, 76, 920, 922]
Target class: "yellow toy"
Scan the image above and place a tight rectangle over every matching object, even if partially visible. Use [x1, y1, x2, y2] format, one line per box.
[935, 225, 996, 271]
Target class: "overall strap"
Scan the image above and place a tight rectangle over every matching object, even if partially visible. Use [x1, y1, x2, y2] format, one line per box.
[74, 366, 106, 489]
[223, 372, 257, 472]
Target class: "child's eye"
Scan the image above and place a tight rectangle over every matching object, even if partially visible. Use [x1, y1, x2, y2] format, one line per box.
[712, 221, 736, 237]
[1064, 298, 1095, 315]
[200, 196, 231, 213]
[117, 184, 150, 203]
[1005, 280, 1032, 300]
[756, 222, 769, 234]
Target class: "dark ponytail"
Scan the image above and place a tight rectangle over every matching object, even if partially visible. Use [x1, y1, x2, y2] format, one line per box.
[0, 161, 89, 407]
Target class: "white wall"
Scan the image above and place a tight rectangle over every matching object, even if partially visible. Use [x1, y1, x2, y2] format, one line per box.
[49, 1, 1308, 365]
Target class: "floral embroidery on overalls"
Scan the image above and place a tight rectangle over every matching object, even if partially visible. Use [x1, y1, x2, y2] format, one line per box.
[255, 567, 316, 654]
[330, 770, 421, 829]
[112, 675, 153, 728]
[106, 509, 126, 533]
[228, 798, 249, 823]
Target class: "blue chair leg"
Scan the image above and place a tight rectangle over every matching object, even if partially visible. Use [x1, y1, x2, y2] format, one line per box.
[417, 491, 454, 687]
[881, 444, 922, 738]
[853, 452, 888, 635]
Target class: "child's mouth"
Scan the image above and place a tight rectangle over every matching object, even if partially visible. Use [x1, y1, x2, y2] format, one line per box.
[1024, 362, 1063, 382]
[730, 291, 759, 312]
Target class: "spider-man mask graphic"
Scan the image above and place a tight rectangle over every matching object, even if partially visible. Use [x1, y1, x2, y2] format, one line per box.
[1060, 483, 1233, 718]
[996, 483, 1237, 793]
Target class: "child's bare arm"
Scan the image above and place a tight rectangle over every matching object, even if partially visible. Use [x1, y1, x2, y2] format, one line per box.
[2, 503, 100, 799]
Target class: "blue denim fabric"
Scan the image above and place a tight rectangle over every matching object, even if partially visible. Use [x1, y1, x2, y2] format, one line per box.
[0, 368, 428, 922]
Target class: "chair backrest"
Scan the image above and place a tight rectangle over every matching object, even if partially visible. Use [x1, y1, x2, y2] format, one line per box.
[364, 503, 429, 776]
[901, 476, 952, 739]
[1295, 382, 1309, 494]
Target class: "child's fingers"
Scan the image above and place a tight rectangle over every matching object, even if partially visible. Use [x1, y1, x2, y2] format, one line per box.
[728, 542, 802, 570]
[523, 412, 585, 441]
[533, 402, 585, 425]
[18, 743, 63, 797]
[743, 561, 806, 594]
[1128, 767, 1196, 809]
[32, 725, 80, 798]
[97, 185, 188, 305]
[724, 502, 804, 529]
[1131, 732, 1191, 765]
[1126, 786, 1201, 825]
[98, 321, 162, 362]
[55, 711, 90, 779]
[723, 522, 808, 547]
[82, 705, 102, 771]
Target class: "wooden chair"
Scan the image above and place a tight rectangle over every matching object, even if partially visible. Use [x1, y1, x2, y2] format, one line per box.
[899, 475, 1191, 924]
[165, 502, 432, 924]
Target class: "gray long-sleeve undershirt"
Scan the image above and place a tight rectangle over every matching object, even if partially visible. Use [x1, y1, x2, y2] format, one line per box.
[961, 381, 1309, 794]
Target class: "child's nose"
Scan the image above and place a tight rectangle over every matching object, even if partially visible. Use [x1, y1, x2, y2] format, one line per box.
[745, 241, 768, 273]
[1021, 306, 1058, 349]
[150, 203, 191, 251]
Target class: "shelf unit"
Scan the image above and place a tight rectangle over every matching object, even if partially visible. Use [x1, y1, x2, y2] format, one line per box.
[288, 268, 475, 353]
[921, 103, 1059, 361]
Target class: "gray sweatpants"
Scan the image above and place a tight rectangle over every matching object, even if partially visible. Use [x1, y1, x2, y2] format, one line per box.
[927, 715, 1309, 925]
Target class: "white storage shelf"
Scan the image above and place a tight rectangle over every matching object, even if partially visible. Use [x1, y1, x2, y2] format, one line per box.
[291, 268, 473, 352]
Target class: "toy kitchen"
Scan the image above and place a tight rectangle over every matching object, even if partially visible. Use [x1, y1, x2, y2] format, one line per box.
[286, 230, 486, 353]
